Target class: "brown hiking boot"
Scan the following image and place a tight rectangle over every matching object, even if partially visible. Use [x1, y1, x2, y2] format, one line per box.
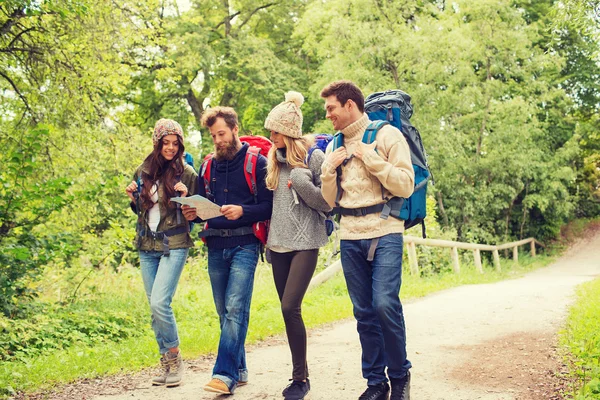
[204, 378, 231, 394]
[164, 351, 184, 387]
[151, 354, 169, 386]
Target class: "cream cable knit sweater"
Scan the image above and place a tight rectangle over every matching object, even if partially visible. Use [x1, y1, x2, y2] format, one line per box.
[320, 114, 415, 240]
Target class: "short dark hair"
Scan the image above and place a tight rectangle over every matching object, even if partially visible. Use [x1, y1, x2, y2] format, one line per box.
[320, 80, 365, 113]
[201, 106, 238, 130]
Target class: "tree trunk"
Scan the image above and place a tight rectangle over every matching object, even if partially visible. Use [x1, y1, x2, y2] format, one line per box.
[437, 190, 449, 226]
[186, 88, 203, 127]
[477, 56, 492, 158]
[223, 0, 231, 37]
[519, 182, 529, 239]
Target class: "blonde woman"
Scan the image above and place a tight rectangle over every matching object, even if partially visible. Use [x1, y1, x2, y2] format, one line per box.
[264, 92, 332, 400]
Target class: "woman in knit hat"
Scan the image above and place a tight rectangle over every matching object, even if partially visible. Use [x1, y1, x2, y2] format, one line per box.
[264, 92, 332, 400]
[125, 118, 198, 388]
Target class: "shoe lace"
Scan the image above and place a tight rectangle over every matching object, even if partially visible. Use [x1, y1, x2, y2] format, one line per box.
[390, 378, 409, 400]
[160, 355, 170, 373]
[358, 386, 382, 400]
[358, 387, 375, 400]
[167, 353, 181, 373]
[285, 380, 306, 394]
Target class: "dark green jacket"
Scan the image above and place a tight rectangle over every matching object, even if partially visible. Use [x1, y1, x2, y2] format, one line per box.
[131, 163, 198, 251]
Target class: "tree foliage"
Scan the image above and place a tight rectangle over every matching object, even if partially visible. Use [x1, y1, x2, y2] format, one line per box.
[0, 0, 598, 315]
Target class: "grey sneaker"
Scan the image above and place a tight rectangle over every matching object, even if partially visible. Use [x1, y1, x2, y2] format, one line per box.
[151, 354, 170, 386]
[164, 351, 184, 387]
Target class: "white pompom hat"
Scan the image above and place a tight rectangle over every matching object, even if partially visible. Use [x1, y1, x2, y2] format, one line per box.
[264, 91, 304, 139]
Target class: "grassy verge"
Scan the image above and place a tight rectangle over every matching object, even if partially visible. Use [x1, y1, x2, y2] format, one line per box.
[1, 247, 556, 397]
[560, 278, 600, 399]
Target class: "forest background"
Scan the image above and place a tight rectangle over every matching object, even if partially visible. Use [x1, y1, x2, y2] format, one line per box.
[0, 0, 599, 397]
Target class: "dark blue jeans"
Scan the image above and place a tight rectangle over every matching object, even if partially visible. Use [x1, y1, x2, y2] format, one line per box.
[340, 233, 411, 385]
[207, 243, 260, 391]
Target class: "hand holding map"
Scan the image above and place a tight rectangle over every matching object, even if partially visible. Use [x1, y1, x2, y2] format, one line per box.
[170, 195, 223, 220]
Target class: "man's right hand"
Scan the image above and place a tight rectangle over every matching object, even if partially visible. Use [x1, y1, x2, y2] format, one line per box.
[181, 205, 197, 221]
[326, 146, 348, 168]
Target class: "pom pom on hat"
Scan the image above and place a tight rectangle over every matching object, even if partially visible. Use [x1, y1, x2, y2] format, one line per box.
[285, 91, 304, 108]
[152, 118, 184, 146]
[264, 91, 304, 139]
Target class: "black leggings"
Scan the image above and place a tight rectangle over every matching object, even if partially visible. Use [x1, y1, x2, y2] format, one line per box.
[270, 249, 319, 381]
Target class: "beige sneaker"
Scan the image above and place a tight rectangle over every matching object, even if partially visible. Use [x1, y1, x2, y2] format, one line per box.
[203, 378, 231, 394]
[151, 354, 169, 386]
[164, 351, 184, 387]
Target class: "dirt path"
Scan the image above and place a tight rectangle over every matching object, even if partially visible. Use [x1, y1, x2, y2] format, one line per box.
[41, 233, 600, 400]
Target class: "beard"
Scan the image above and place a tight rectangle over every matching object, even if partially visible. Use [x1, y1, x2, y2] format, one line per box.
[214, 141, 239, 161]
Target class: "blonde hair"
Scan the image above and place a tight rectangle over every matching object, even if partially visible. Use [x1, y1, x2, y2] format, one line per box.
[266, 135, 314, 190]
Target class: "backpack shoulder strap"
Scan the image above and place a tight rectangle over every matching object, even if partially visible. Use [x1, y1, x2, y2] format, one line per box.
[305, 146, 317, 166]
[173, 174, 186, 227]
[363, 120, 389, 200]
[331, 132, 345, 208]
[332, 132, 344, 150]
[245, 146, 261, 204]
[362, 120, 389, 146]
[200, 154, 214, 199]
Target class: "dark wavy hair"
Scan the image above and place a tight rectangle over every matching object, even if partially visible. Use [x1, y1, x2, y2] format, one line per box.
[140, 140, 186, 211]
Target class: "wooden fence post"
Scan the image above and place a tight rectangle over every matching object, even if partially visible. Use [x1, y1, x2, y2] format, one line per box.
[513, 246, 519, 264]
[451, 247, 460, 273]
[473, 249, 483, 273]
[407, 242, 419, 276]
[530, 240, 536, 257]
[492, 249, 501, 271]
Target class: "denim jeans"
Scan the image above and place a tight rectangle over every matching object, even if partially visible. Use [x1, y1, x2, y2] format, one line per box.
[208, 243, 260, 391]
[340, 233, 411, 385]
[139, 248, 189, 355]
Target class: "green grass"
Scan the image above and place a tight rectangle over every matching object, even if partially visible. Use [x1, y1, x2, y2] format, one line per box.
[1, 248, 555, 397]
[560, 278, 600, 399]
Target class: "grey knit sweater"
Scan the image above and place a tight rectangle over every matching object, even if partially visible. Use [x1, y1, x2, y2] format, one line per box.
[267, 148, 332, 251]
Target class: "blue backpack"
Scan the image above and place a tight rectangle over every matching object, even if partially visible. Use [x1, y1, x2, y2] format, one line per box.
[306, 134, 334, 166]
[331, 90, 431, 238]
[184, 152, 195, 170]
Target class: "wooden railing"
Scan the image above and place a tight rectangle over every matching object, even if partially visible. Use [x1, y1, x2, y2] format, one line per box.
[307, 236, 544, 291]
[404, 236, 544, 275]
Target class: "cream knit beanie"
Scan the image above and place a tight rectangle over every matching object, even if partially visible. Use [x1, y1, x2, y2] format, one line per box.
[264, 91, 304, 138]
[152, 118, 184, 146]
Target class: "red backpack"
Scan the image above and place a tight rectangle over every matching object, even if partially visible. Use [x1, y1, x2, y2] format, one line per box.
[199, 135, 272, 245]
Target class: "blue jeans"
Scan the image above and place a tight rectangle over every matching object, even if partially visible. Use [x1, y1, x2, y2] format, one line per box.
[208, 243, 260, 391]
[340, 233, 411, 385]
[139, 248, 189, 354]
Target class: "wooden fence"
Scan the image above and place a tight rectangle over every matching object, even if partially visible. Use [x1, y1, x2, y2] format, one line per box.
[308, 236, 544, 291]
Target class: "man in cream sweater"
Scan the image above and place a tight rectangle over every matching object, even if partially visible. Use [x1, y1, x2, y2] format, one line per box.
[320, 80, 414, 400]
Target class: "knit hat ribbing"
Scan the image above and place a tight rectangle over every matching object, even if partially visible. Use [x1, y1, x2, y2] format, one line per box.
[264, 91, 304, 138]
[152, 118, 184, 146]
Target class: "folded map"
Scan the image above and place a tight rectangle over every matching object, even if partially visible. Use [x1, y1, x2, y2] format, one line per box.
[170, 195, 223, 220]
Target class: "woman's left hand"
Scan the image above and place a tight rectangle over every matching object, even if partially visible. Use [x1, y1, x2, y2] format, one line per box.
[174, 182, 188, 197]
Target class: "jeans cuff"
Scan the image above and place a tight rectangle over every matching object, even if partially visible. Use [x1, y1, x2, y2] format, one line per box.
[239, 369, 249, 382]
[160, 339, 180, 354]
[367, 377, 388, 386]
[213, 373, 234, 391]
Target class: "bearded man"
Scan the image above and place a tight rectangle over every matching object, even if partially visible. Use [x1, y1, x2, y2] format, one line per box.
[182, 106, 273, 395]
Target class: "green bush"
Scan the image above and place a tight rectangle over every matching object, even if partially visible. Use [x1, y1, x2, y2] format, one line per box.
[0, 303, 145, 363]
[561, 278, 600, 399]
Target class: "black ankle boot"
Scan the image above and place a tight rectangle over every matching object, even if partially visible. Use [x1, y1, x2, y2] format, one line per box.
[283, 378, 310, 400]
[390, 371, 411, 400]
[358, 382, 390, 400]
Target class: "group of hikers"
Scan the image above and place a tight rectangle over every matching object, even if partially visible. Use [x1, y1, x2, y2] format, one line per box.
[125, 80, 415, 400]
